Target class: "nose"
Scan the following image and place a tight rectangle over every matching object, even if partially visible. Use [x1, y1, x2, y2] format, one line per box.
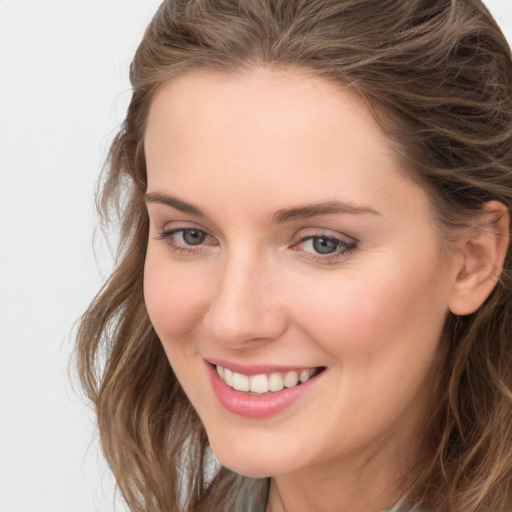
[202, 250, 288, 348]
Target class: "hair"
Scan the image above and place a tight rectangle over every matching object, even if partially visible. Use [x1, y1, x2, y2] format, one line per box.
[75, 1, 512, 511]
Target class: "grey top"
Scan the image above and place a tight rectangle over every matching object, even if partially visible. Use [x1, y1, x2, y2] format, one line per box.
[381, 500, 422, 512]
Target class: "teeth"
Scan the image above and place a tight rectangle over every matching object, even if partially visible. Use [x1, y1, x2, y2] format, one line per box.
[299, 368, 315, 383]
[216, 365, 318, 394]
[268, 372, 284, 392]
[249, 374, 268, 393]
[224, 367, 233, 387]
[284, 371, 299, 388]
[232, 372, 249, 392]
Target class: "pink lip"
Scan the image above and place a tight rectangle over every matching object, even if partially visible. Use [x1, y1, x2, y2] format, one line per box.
[205, 361, 324, 419]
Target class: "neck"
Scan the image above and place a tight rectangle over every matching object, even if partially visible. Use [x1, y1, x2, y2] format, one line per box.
[265, 438, 413, 512]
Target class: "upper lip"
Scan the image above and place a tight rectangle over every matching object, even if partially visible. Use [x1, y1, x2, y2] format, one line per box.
[205, 357, 324, 376]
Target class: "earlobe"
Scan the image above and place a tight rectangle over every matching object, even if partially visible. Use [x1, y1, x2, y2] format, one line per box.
[448, 201, 510, 316]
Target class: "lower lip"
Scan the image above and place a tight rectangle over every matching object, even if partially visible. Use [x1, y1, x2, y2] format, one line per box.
[206, 363, 323, 418]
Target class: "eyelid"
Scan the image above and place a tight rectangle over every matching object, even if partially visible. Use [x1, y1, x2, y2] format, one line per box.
[156, 219, 215, 239]
[291, 227, 357, 245]
[158, 219, 209, 231]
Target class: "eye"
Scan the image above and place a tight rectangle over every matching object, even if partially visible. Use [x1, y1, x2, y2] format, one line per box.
[309, 236, 340, 255]
[156, 227, 217, 253]
[294, 233, 357, 263]
[180, 228, 206, 245]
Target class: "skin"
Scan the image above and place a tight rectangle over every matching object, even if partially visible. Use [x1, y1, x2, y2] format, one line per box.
[143, 67, 468, 512]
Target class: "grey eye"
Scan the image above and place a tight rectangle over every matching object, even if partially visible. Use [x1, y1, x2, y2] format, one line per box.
[312, 237, 338, 254]
[182, 228, 206, 245]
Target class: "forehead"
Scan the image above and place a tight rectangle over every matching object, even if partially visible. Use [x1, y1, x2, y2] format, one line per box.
[144, 67, 429, 224]
[145, 67, 380, 145]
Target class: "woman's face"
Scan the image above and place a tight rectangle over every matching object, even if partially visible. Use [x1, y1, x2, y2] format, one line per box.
[143, 68, 461, 479]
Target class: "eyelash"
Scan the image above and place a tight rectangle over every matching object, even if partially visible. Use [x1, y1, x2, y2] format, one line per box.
[156, 228, 358, 263]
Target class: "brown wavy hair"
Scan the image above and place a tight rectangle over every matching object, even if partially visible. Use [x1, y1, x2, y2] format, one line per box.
[76, 1, 512, 511]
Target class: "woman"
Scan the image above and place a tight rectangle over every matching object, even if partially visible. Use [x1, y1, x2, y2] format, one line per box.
[76, 0, 512, 511]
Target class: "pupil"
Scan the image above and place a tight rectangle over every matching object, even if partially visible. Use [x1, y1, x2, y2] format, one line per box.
[183, 229, 205, 245]
[313, 237, 337, 254]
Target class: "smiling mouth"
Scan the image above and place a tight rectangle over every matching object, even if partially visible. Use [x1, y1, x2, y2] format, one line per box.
[215, 364, 325, 394]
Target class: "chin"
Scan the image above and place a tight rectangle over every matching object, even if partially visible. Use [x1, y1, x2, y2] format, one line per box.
[215, 455, 277, 479]
[208, 434, 295, 478]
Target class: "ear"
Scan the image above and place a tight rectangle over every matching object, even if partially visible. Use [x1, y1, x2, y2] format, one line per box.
[448, 201, 510, 316]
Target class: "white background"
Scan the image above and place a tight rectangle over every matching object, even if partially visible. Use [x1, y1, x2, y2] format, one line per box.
[0, 2, 510, 511]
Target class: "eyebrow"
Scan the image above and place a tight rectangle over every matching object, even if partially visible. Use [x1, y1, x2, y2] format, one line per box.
[271, 201, 380, 223]
[145, 192, 206, 217]
[145, 192, 380, 223]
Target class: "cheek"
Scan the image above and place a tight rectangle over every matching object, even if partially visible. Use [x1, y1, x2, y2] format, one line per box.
[143, 249, 211, 341]
[290, 255, 449, 363]
[143, 252, 216, 424]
